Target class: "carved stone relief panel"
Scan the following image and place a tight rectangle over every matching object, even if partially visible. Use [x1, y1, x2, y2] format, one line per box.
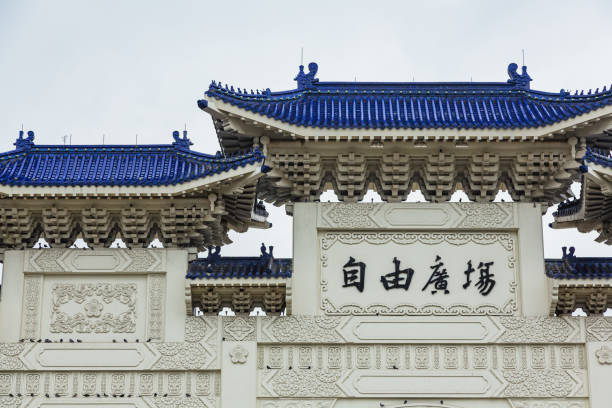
[148, 275, 165, 342]
[586, 317, 612, 341]
[259, 400, 336, 408]
[509, 400, 587, 408]
[39, 276, 147, 341]
[260, 365, 586, 399]
[25, 248, 167, 273]
[319, 231, 518, 316]
[261, 316, 345, 343]
[222, 317, 257, 341]
[260, 316, 583, 344]
[258, 344, 587, 398]
[318, 202, 516, 230]
[260, 344, 584, 372]
[0, 371, 219, 403]
[48, 282, 137, 334]
[0, 344, 25, 371]
[21, 275, 43, 340]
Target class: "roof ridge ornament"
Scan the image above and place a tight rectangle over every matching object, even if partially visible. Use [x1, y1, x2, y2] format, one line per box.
[562, 246, 576, 261]
[507, 62, 532, 89]
[294, 62, 319, 90]
[172, 130, 193, 150]
[14, 130, 35, 150]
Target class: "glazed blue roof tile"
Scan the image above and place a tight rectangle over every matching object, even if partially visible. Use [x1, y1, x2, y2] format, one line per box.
[187, 245, 292, 279]
[0, 131, 264, 187]
[201, 62, 612, 130]
[545, 247, 612, 279]
[583, 146, 612, 168]
[554, 198, 582, 217]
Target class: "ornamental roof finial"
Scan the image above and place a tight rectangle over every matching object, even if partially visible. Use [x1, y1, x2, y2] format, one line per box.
[507, 62, 532, 89]
[294, 62, 319, 90]
[172, 129, 193, 150]
[14, 130, 35, 150]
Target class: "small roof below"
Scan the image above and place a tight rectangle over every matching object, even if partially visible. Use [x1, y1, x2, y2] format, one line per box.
[546, 247, 612, 279]
[0, 130, 264, 188]
[187, 244, 292, 279]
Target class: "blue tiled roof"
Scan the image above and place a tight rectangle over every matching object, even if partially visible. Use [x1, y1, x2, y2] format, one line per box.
[583, 146, 612, 168]
[187, 244, 292, 279]
[201, 62, 612, 130]
[0, 131, 264, 187]
[545, 247, 612, 279]
[554, 198, 582, 218]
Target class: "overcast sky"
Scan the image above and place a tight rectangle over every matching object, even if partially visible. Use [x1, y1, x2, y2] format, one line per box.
[0, 0, 611, 259]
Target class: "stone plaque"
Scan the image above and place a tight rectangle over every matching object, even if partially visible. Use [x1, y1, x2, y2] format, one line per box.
[320, 231, 518, 316]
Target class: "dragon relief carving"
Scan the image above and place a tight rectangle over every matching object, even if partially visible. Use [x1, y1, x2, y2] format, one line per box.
[49, 282, 137, 334]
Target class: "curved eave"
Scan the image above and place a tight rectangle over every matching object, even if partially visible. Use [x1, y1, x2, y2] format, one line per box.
[0, 162, 263, 197]
[551, 166, 612, 227]
[187, 276, 288, 284]
[202, 97, 612, 140]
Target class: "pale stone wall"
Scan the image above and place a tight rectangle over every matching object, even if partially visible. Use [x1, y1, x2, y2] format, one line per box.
[0, 203, 610, 407]
[292, 202, 548, 316]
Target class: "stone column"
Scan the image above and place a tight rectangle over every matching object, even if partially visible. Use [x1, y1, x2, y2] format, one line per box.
[221, 341, 256, 408]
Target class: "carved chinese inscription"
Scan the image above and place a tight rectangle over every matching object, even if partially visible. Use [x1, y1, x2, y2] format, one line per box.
[321, 232, 517, 316]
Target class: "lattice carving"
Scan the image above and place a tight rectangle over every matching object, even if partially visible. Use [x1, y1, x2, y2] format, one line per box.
[374, 153, 411, 202]
[81, 207, 119, 247]
[232, 288, 253, 314]
[464, 152, 500, 202]
[201, 288, 222, 314]
[42, 206, 80, 247]
[269, 152, 322, 201]
[586, 290, 608, 315]
[335, 152, 367, 202]
[160, 205, 210, 248]
[0, 208, 42, 248]
[191, 285, 288, 315]
[420, 152, 455, 202]
[121, 206, 158, 247]
[506, 152, 569, 204]
[555, 291, 576, 316]
[263, 289, 285, 313]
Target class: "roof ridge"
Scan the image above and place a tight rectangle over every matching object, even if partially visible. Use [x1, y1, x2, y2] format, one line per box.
[205, 61, 612, 100]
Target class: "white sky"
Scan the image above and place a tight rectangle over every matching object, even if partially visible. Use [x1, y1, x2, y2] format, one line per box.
[0, 0, 611, 259]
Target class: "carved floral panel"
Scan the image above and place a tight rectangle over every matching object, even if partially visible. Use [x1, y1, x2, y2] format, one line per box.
[48, 282, 137, 334]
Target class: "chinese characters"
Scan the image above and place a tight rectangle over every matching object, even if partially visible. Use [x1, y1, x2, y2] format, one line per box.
[341, 255, 495, 296]
[380, 257, 414, 290]
[342, 256, 366, 292]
